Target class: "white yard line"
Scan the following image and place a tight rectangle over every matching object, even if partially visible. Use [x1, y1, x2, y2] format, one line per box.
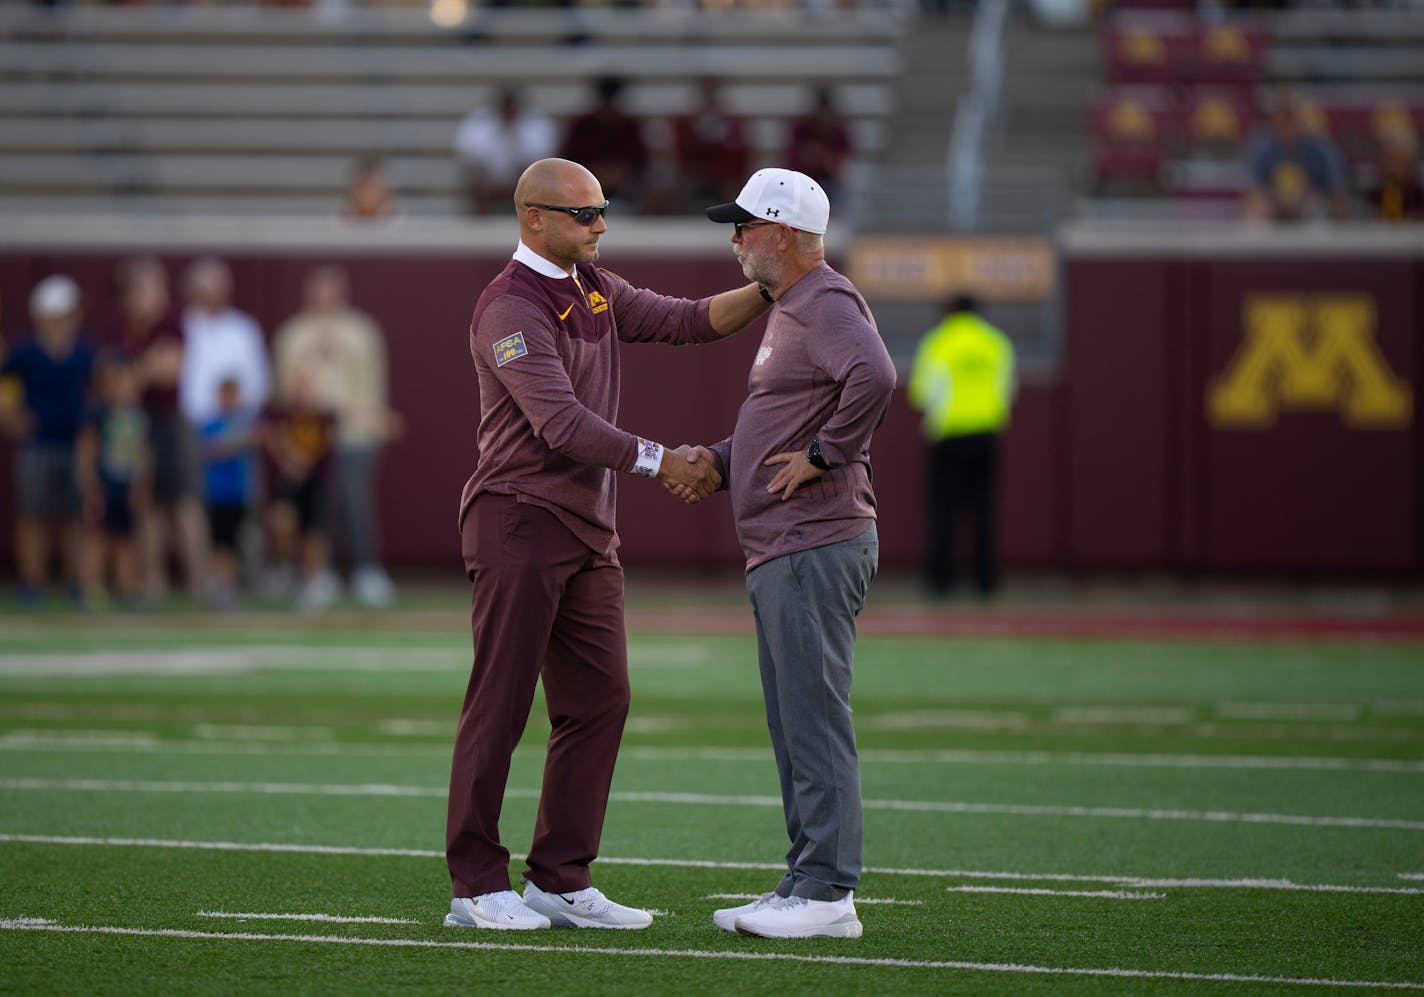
[1400, 874, 1424, 881]
[0, 918, 1419, 990]
[4, 732, 1421, 774]
[195, 911, 417, 925]
[703, 894, 923, 906]
[5, 777, 1422, 831]
[946, 886, 1165, 900]
[0, 732, 447, 758]
[0, 648, 459, 676]
[3, 835, 1422, 896]
[1216, 703, 1362, 722]
[628, 745, 1424, 774]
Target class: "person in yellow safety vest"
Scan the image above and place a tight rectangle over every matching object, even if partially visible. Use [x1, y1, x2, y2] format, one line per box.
[907, 294, 1016, 596]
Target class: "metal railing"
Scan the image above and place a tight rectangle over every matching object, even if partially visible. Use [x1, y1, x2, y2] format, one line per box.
[945, 0, 1009, 232]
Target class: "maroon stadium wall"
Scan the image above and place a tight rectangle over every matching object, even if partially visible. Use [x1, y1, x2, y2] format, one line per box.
[1062, 227, 1421, 577]
[1, 223, 1418, 576]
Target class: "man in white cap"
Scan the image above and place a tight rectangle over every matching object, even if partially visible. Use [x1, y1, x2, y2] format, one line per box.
[677, 168, 896, 938]
[0, 275, 96, 607]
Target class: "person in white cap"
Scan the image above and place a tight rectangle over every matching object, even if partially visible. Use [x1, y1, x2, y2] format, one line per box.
[0, 275, 97, 607]
[677, 168, 896, 938]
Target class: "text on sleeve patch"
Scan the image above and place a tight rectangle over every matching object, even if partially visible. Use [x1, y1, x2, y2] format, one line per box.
[493, 332, 529, 367]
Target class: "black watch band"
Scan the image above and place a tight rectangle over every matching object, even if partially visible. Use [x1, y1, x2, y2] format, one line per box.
[805, 437, 833, 471]
[758, 284, 776, 303]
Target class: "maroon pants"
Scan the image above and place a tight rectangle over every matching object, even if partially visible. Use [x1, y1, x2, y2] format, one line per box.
[447, 492, 630, 898]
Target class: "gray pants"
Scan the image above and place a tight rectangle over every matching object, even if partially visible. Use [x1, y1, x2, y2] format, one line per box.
[334, 444, 383, 570]
[745, 523, 878, 902]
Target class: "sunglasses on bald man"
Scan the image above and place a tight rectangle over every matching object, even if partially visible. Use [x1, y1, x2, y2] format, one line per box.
[524, 201, 609, 226]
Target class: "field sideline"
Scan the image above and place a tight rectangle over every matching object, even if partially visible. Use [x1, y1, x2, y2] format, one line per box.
[1, 584, 1422, 994]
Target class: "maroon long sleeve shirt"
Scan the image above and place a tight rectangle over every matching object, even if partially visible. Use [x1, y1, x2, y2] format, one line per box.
[458, 243, 719, 555]
[708, 263, 896, 572]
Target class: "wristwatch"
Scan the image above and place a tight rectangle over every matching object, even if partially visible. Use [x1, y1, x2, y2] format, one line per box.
[805, 437, 833, 471]
[758, 284, 776, 303]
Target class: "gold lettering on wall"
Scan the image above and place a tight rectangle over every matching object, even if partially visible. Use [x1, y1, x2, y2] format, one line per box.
[1207, 295, 1412, 428]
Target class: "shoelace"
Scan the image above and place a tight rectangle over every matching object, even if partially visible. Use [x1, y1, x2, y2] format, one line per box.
[559, 887, 614, 916]
[768, 895, 810, 911]
[483, 891, 538, 920]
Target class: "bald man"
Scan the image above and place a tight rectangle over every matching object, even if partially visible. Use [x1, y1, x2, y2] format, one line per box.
[445, 159, 770, 931]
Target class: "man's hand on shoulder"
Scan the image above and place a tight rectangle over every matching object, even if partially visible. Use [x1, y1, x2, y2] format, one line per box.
[660, 445, 721, 504]
[764, 449, 825, 501]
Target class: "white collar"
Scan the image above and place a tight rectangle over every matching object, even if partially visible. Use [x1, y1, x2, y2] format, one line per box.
[514, 240, 574, 279]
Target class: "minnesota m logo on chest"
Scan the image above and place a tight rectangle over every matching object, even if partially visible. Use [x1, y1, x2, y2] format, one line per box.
[1207, 294, 1412, 428]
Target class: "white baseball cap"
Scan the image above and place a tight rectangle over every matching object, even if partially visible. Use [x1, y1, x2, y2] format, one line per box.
[706, 168, 830, 235]
[30, 274, 80, 317]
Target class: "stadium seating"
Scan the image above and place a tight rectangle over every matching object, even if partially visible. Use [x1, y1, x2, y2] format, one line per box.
[1089, 6, 1424, 211]
[0, 4, 903, 216]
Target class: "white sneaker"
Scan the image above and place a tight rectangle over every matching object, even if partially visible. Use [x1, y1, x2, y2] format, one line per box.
[734, 892, 862, 939]
[712, 892, 778, 933]
[352, 565, 396, 608]
[296, 570, 340, 612]
[522, 880, 653, 929]
[444, 891, 551, 930]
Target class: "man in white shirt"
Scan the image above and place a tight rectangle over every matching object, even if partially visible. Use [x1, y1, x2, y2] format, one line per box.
[453, 87, 557, 215]
[179, 257, 270, 427]
[272, 265, 401, 607]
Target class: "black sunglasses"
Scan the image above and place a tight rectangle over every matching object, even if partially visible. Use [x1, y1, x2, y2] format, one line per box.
[525, 201, 609, 226]
[734, 220, 776, 238]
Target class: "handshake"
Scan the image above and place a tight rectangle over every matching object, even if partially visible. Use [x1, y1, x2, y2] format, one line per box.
[658, 445, 720, 505]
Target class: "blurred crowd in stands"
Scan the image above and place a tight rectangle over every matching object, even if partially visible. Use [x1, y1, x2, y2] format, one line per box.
[451, 75, 854, 218]
[1093, 11, 1424, 221]
[0, 261, 403, 613]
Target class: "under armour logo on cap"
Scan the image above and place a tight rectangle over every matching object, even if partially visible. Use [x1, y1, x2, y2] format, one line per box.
[704, 168, 830, 235]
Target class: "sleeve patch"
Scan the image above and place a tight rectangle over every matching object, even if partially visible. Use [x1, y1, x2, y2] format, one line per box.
[493, 332, 529, 367]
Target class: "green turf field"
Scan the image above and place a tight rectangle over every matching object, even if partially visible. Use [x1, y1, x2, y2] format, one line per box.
[1, 610, 1422, 994]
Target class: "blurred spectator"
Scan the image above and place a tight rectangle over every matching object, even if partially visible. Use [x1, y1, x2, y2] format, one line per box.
[341, 155, 398, 222]
[787, 85, 854, 203]
[453, 87, 557, 215]
[113, 256, 207, 603]
[0, 276, 96, 608]
[179, 257, 270, 429]
[261, 382, 338, 612]
[1242, 89, 1351, 222]
[907, 294, 1016, 598]
[1362, 129, 1424, 222]
[199, 376, 258, 610]
[670, 78, 752, 211]
[559, 76, 649, 211]
[76, 350, 151, 609]
[272, 265, 401, 607]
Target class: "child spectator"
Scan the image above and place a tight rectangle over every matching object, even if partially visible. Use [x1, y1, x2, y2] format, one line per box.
[0, 275, 96, 608]
[340, 155, 400, 222]
[261, 380, 338, 612]
[199, 376, 258, 609]
[1363, 129, 1424, 222]
[76, 351, 152, 608]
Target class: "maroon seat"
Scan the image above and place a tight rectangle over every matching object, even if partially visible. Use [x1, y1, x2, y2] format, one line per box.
[1188, 21, 1266, 87]
[1103, 17, 1195, 85]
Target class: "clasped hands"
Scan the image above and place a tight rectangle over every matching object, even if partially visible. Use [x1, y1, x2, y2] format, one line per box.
[659, 445, 826, 505]
[658, 445, 721, 505]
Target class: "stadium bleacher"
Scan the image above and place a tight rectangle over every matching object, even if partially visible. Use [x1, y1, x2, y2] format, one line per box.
[1087, 4, 1424, 216]
[0, 3, 905, 216]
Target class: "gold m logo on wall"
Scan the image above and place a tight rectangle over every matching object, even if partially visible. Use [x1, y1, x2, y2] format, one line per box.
[1207, 295, 1412, 428]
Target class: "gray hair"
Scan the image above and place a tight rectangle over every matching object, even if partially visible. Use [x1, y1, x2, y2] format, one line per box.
[793, 230, 824, 255]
